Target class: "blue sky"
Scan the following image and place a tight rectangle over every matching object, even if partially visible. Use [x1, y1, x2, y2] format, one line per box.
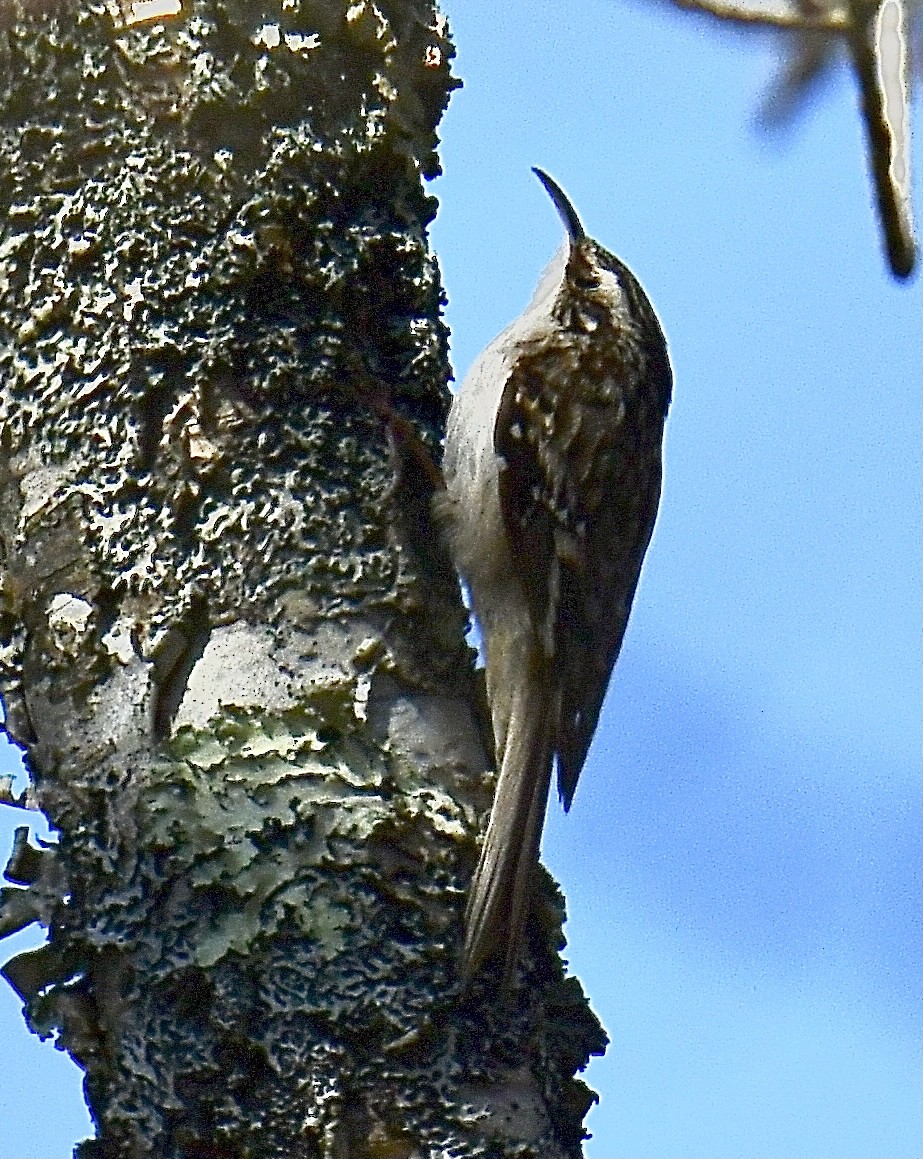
[1, 0, 920, 1155]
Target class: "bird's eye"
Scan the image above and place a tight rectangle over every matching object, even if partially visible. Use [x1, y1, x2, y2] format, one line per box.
[573, 274, 600, 291]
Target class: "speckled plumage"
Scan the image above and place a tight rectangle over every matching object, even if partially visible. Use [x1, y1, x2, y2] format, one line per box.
[439, 170, 672, 985]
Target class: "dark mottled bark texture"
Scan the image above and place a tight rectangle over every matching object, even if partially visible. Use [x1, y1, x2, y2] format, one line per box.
[0, 1, 606, 1155]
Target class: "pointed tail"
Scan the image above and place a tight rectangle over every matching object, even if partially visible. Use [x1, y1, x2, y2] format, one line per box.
[461, 647, 555, 986]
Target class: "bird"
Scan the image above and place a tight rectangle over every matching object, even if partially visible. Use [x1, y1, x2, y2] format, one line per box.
[437, 168, 672, 986]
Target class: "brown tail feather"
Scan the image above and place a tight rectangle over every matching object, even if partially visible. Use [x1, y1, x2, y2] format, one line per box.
[461, 653, 555, 987]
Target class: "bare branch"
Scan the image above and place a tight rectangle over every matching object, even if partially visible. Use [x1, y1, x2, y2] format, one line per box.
[667, 0, 917, 278]
[670, 0, 848, 32]
[0, 776, 38, 812]
[855, 0, 916, 277]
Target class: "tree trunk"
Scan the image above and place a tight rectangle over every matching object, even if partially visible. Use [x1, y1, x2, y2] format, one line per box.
[0, 1, 606, 1155]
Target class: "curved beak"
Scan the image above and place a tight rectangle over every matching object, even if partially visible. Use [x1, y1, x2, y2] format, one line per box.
[532, 167, 585, 245]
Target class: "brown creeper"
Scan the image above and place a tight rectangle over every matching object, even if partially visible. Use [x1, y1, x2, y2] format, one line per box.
[439, 168, 672, 985]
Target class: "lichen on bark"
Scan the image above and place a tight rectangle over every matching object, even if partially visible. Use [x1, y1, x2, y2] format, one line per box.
[0, 0, 607, 1155]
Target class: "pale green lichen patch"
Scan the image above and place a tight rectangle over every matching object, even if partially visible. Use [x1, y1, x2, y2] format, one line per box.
[141, 701, 464, 971]
[400, 785, 467, 838]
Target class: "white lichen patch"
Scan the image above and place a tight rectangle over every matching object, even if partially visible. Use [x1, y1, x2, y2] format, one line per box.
[47, 593, 93, 655]
[253, 22, 281, 48]
[353, 671, 371, 721]
[17, 461, 74, 522]
[125, 0, 181, 27]
[102, 618, 138, 664]
[122, 277, 145, 321]
[176, 622, 298, 729]
[284, 31, 320, 52]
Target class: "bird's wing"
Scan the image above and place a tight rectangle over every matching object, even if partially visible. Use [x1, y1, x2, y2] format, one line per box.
[494, 347, 575, 658]
[495, 343, 668, 810]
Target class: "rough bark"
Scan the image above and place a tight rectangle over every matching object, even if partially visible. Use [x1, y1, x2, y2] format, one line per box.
[0, 1, 607, 1155]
